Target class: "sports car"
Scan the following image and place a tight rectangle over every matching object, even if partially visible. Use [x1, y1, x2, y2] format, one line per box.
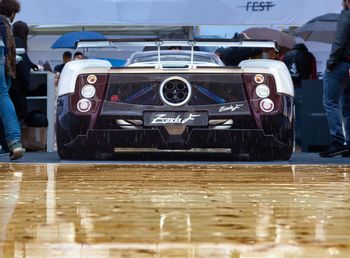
[56, 39, 294, 160]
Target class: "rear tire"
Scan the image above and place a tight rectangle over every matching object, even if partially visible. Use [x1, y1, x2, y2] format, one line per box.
[249, 147, 275, 161]
[57, 145, 93, 160]
[249, 114, 295, 161]
[56, 120, 104, 160]
[249, 145, 293, 161]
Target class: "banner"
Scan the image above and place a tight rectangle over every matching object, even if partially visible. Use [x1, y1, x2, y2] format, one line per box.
[17, 0, 342, 27]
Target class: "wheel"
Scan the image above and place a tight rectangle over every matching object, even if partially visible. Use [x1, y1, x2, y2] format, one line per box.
[249, 145, 293, 161]
[57, 145, 87, 160]
[58, 146, 104, 160]
[249, 147, 275, 161]
[56, 119, 103, 160]
[276, 116, 295, 161]
[278, 143, 294, 160]
[249, 113, 295, 161]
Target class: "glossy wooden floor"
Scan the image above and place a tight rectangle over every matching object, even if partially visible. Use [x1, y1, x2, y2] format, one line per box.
[1, 163, 350, 258]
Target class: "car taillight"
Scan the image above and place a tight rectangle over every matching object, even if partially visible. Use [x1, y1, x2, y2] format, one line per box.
[254, 74, 265, 84]
[242, 73, 282, 114]
[81, 85, 96, 98]
[77, 99, 92, 112]
[87, 74, 98, 84]
[255, 84, 270, 98]
[71, 73, 109, 114]
[259, 98, 274, 113]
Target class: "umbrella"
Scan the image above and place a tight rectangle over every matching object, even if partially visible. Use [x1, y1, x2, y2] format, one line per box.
[51, 31, 106, 49]
[295, 13, 339, 44]
[241, 27, 295, 53]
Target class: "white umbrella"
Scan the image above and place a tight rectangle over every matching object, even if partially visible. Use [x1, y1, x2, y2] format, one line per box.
[295, 13, 339, 44]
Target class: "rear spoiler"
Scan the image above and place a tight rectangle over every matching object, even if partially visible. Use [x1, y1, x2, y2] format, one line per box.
[75, 38, 279, 67]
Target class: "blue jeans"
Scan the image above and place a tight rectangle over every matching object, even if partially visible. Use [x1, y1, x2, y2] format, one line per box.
[0, 46, 21, 145]
[323, 62, 350, 145]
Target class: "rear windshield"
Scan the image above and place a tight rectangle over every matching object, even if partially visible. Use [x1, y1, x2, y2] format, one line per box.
[126, 50, 223, 65]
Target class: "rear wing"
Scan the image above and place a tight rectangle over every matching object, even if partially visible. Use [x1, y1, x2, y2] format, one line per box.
[75, 38, 279, 66]
[75, 38, 278, 49]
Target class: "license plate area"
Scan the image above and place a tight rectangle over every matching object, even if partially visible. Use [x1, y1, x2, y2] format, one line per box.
[144, 112, 208, 126]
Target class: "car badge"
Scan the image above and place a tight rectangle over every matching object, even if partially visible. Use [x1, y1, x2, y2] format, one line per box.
[219, 104, 244, 113]
[151, 114, 200, 125]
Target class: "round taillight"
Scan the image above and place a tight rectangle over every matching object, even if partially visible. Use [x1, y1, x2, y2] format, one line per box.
[254, 74, 265, 84]
[87, 74, 97, 84]
[81, 85, 96, 98]
[255, 84, 270, 98]
[260, 98, 274, 113]
[77, 99, 92, 112]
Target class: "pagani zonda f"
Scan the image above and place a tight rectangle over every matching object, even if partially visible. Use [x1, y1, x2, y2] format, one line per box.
[56, 39, 294, 160]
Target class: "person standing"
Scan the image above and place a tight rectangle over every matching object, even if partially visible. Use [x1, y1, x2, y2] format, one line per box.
[53, 51, 71, 86]
[283, 43, 317, 147]
[0, 0, 24, 160]
[54, 51, 71, 73]
[10, 21, 38, 122]
[73, 51, 85, 60]
[320, 0, 350, 157]
[283, 43, 317, 86]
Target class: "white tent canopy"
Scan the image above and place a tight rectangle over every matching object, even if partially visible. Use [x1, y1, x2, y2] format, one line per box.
[17, 0, 341, 27]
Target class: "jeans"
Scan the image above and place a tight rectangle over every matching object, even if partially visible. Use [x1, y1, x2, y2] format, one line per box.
[0, 46, 21, 145]
[323, 62, 350, 145]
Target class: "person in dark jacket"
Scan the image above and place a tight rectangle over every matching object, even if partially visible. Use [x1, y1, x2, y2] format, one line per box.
[9, 21, 38, 122]
[215, 33, 262, 66]
[283, 43, 317, 147]
[0, 0, 24, 160]
[320, 0, 350, 157]
[53, 51, 71, 86]
[283, 43, 317, 87]
[54, 51, 71, 73]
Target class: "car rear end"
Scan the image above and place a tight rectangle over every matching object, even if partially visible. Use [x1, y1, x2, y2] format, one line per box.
[57, 59, 294, 160]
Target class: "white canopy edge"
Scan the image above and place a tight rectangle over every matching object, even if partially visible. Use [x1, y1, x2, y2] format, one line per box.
[16, 0, 342, 28]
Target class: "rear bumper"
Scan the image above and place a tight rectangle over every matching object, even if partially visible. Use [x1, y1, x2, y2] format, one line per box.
[65, 128, 289, 150]
[57, 94, 294, 151]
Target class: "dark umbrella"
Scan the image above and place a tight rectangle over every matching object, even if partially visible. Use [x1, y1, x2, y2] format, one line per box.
[295, 13, 339, 43]
[51, 31, 106, 49]
[241, 27, 295, 53]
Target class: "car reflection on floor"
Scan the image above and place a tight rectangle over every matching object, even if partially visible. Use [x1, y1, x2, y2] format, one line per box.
[0, 164, 350, 257]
